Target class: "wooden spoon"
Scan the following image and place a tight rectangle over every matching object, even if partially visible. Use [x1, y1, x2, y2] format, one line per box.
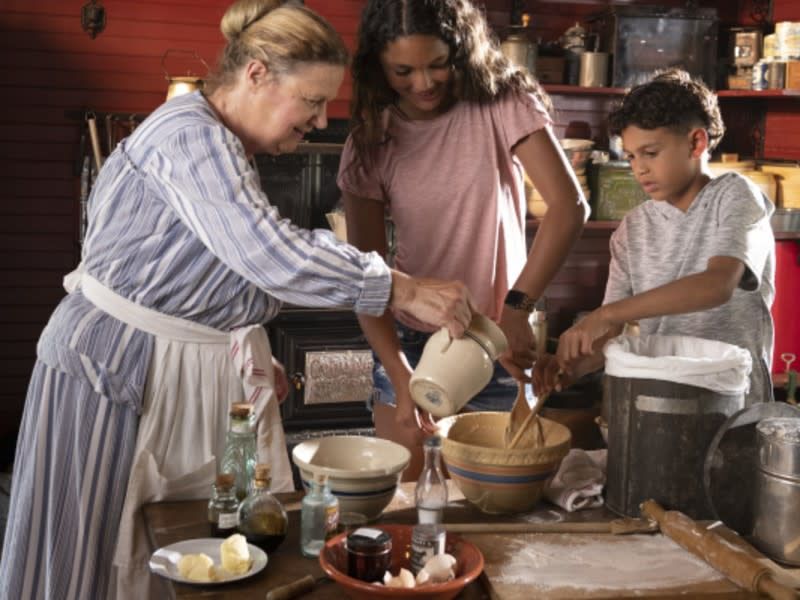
[506, 387, 548, 449]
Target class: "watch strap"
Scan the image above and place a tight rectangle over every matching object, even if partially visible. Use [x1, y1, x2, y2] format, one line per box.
[504, 289, 537, 313]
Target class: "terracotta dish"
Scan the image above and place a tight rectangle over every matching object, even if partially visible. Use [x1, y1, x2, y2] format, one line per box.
[319, 524, 484, 600]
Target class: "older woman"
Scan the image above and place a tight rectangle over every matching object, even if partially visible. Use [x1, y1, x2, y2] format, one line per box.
[0, 1, 473, 598]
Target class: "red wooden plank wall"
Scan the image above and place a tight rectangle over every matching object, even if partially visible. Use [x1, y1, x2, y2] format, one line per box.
[0, 0, 365, 446]
[764, 0, 800, 161]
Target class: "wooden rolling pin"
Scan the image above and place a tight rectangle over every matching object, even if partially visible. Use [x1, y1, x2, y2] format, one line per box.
[445, 517, 658, 535]
[641, 500, 798, 600]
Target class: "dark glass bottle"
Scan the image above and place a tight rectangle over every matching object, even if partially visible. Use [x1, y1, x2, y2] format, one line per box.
[208, 472, 240, 537]
[237, 463, 289, 553]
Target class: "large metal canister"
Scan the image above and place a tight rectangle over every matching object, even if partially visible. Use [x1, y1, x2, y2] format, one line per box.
[752, 417, 800, 565]
[605, 376, 744, 519]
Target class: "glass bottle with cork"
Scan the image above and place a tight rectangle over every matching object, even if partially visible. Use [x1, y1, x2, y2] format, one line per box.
[300, 472, 339, 557]
[221, 402, 257, 501]
[207, 472, 240, 537]
[237, 463, 288, 553]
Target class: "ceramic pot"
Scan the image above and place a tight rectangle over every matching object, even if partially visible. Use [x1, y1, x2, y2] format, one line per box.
[409, 314, 508, 418]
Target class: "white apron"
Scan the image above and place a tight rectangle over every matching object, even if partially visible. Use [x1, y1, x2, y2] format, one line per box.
[65, 271, 293, 599]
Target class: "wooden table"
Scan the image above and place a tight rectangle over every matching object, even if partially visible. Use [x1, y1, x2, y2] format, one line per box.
[143, 482, 774, 599]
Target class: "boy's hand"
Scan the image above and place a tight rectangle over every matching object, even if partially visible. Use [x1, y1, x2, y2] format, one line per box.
[533, 353, 570, 397]
[557, 308, 616, 366]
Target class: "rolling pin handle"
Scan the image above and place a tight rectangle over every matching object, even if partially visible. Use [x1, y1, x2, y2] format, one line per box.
[757, 573, 799, 600]
[265, 574, 316, 600]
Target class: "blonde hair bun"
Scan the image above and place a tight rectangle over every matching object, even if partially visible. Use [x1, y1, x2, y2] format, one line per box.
[220, 0, 287, 41]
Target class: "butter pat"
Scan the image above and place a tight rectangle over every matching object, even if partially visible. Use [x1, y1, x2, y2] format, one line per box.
[177, 553, 216, 582]
[220, 533, 251, 575]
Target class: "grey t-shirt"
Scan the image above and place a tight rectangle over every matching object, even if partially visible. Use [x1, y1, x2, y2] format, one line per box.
[603, 172, 775, 405]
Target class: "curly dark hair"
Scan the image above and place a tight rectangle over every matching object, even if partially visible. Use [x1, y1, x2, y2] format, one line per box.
[349, 0, 551, 164]
[608, 69, 725, 151]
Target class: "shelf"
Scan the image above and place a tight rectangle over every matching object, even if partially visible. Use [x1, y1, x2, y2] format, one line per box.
[717, 89, 800, 98]
[542, 84, 625, 96]
[542, 85, 800, 99]
[528, 218, 799, 239]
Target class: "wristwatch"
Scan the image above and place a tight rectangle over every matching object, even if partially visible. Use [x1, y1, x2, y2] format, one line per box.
[504, 289, 537, 313]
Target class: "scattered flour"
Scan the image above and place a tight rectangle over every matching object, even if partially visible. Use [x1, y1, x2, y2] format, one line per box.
[491, 534, 724, 592]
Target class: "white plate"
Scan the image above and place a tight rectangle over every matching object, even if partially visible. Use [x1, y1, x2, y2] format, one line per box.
[148, 538, 267, 585]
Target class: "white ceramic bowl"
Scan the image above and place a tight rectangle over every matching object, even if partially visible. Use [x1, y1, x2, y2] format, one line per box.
[291, 436, 410, 520]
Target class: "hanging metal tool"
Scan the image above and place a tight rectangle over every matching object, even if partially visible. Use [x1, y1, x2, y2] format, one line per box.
[86, 111, 104, 172]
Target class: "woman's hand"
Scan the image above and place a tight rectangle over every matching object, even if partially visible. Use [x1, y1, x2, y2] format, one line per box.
[533, 353, 570, 397]
[396, 387, 437, 435]
[556, 307, 616, 368]
[498, 307, 537, 381]
[271, 357, 289, 404]
[390, 271, 474, 338]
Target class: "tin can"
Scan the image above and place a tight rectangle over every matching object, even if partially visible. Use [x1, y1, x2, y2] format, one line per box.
[752, 417, 800, 565]
[752, 59, 769, 90]
[409, 524, 446, 574]
[767, 61, 786, 89]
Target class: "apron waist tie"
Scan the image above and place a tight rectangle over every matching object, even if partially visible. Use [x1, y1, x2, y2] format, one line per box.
[65, 267, 274, 401]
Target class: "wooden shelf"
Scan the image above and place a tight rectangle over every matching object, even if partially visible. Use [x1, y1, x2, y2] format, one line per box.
[717, 89, 800, 98]
[542, 84, 625, 96]
[542, 85, 800, 99]
[528, 218, 799, 239]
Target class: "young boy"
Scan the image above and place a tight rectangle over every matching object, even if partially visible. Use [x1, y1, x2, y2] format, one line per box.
[535, 69, 775, 406]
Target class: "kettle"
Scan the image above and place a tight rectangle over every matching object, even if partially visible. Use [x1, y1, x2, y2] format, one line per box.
[162, 49, 209, 101]
[500, 13, 537, 75]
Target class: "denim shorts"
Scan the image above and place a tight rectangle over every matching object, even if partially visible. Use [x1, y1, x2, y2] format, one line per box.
[370, 323, 533, 413]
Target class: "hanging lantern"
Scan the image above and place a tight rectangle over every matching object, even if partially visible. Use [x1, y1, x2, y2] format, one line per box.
[81, 0, 106, 39]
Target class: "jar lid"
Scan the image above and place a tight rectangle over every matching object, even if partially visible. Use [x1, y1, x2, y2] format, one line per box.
[346, 527, 392, 553]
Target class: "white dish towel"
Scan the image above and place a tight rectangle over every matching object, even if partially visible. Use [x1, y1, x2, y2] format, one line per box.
[545, 448, 607, 512]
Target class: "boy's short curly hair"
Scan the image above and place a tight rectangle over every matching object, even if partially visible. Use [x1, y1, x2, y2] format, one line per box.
[608, 69, 725, 152]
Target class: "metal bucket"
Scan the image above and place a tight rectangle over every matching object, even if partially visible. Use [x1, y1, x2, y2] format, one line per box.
[752, 417, 800, 565]
[605, 376, 744, 519]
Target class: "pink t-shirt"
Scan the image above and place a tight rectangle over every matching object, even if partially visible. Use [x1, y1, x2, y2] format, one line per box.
[337, 90, 551, 330]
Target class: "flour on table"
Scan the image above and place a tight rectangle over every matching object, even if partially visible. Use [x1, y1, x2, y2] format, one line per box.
[493, 534, 724, 591]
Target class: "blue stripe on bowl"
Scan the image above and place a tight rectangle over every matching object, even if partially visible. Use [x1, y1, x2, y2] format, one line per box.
[301, 480, 397, 497]
[446, 464, 554, 484]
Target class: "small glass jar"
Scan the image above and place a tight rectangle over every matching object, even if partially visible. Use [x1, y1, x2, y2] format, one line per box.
[208, 472, 240, 537]
[346, 527, 392, 583]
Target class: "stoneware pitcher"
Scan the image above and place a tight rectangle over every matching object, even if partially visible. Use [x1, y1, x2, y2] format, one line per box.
[409, 314, 508, 418]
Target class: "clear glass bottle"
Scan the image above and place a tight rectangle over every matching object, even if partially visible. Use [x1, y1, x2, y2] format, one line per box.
[300, 472, 339, 558]
[220, 403, 257, 501]
[237, 463, 288, 554]
[207, 472, 240, 537]
[415, 435, 448, 524]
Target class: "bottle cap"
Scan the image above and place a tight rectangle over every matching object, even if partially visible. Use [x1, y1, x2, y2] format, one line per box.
[216, 472, 235, 489]
[230, 403, 254, 418]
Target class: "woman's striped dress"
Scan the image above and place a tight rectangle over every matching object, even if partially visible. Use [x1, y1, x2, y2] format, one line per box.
[0, 91, 391, 600]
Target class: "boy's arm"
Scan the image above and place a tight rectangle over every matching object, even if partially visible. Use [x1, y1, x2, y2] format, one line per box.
[557, 255, 745, 363]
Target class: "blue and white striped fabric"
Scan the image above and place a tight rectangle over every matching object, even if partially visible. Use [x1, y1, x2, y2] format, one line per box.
[0, 91, 391, 600]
